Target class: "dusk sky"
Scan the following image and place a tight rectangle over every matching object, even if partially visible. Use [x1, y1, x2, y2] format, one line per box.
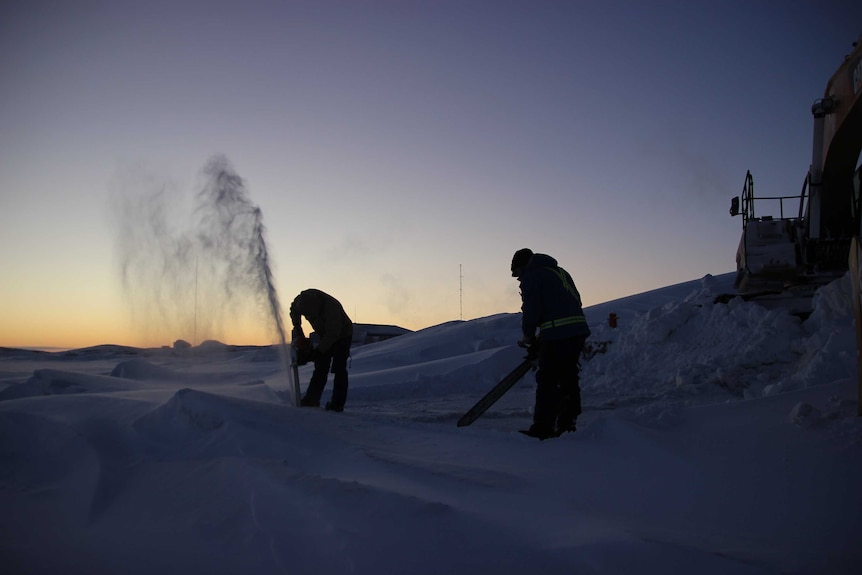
[2, 1, 861, 349]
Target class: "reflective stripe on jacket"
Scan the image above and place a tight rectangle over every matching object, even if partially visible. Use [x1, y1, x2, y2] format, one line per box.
[540, 315, 589, 331]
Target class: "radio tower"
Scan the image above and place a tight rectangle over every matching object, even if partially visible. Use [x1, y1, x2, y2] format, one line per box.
[459, 264, 463, 321]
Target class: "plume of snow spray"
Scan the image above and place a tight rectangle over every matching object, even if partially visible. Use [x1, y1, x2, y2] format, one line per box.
[195, 155, 288, 348]
[111, 155, 288, 354]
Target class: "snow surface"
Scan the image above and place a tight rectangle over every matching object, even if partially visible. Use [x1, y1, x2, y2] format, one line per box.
[1, 272, 861, 574]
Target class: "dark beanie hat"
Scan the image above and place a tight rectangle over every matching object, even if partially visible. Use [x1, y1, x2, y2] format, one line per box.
[511, 248, 533, 277]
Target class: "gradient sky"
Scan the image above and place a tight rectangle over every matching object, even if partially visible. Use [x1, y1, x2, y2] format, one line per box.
[2, 0, 861, 349]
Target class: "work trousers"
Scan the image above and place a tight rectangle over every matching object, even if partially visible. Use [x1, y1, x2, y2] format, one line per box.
[305, 337, 351, 407]
[533, 335, 587, 431]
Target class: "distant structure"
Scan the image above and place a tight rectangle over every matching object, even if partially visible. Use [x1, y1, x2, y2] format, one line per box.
[351, 323, 411, 346]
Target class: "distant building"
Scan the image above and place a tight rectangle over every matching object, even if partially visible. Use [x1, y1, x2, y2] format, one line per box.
[308, 323, 411, 348]
[351, 323, 412, 346]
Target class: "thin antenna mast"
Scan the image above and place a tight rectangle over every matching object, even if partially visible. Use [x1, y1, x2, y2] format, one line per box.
[459, 264, 463, 321]
[194, 257, 198, 347]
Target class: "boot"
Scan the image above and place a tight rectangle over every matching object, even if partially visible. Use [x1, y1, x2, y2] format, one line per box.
[518, 424, 559, 440]
[556, 413, 577, 435]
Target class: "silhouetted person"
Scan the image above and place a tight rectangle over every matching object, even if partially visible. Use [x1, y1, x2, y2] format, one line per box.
[511, 248, 590, 439]
[289, 289, 353, 412]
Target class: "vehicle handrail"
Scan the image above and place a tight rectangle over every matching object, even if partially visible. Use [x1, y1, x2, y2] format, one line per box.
[739, 170, 808, 226]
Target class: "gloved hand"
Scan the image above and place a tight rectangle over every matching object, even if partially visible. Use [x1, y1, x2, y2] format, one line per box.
[517, 336, 536, 349]
[518, 336, 538, 360]
[292, 335, 312, 365]
[293, 335, 312, 354]
[291, 326, 305, 341]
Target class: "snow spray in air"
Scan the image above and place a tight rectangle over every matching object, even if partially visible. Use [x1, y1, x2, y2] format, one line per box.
[111, 154, 288, 358]
[195, 155, 288, 349]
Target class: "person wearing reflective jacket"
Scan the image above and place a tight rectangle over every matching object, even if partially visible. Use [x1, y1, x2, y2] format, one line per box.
[511, 248, 590, 439]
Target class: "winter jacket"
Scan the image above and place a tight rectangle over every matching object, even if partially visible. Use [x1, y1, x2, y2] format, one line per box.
[519, 253, 591, 341]
[289, 289, 353, 355]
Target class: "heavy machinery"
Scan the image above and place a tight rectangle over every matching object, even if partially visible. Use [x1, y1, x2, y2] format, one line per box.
[730, 36, 862, 313]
